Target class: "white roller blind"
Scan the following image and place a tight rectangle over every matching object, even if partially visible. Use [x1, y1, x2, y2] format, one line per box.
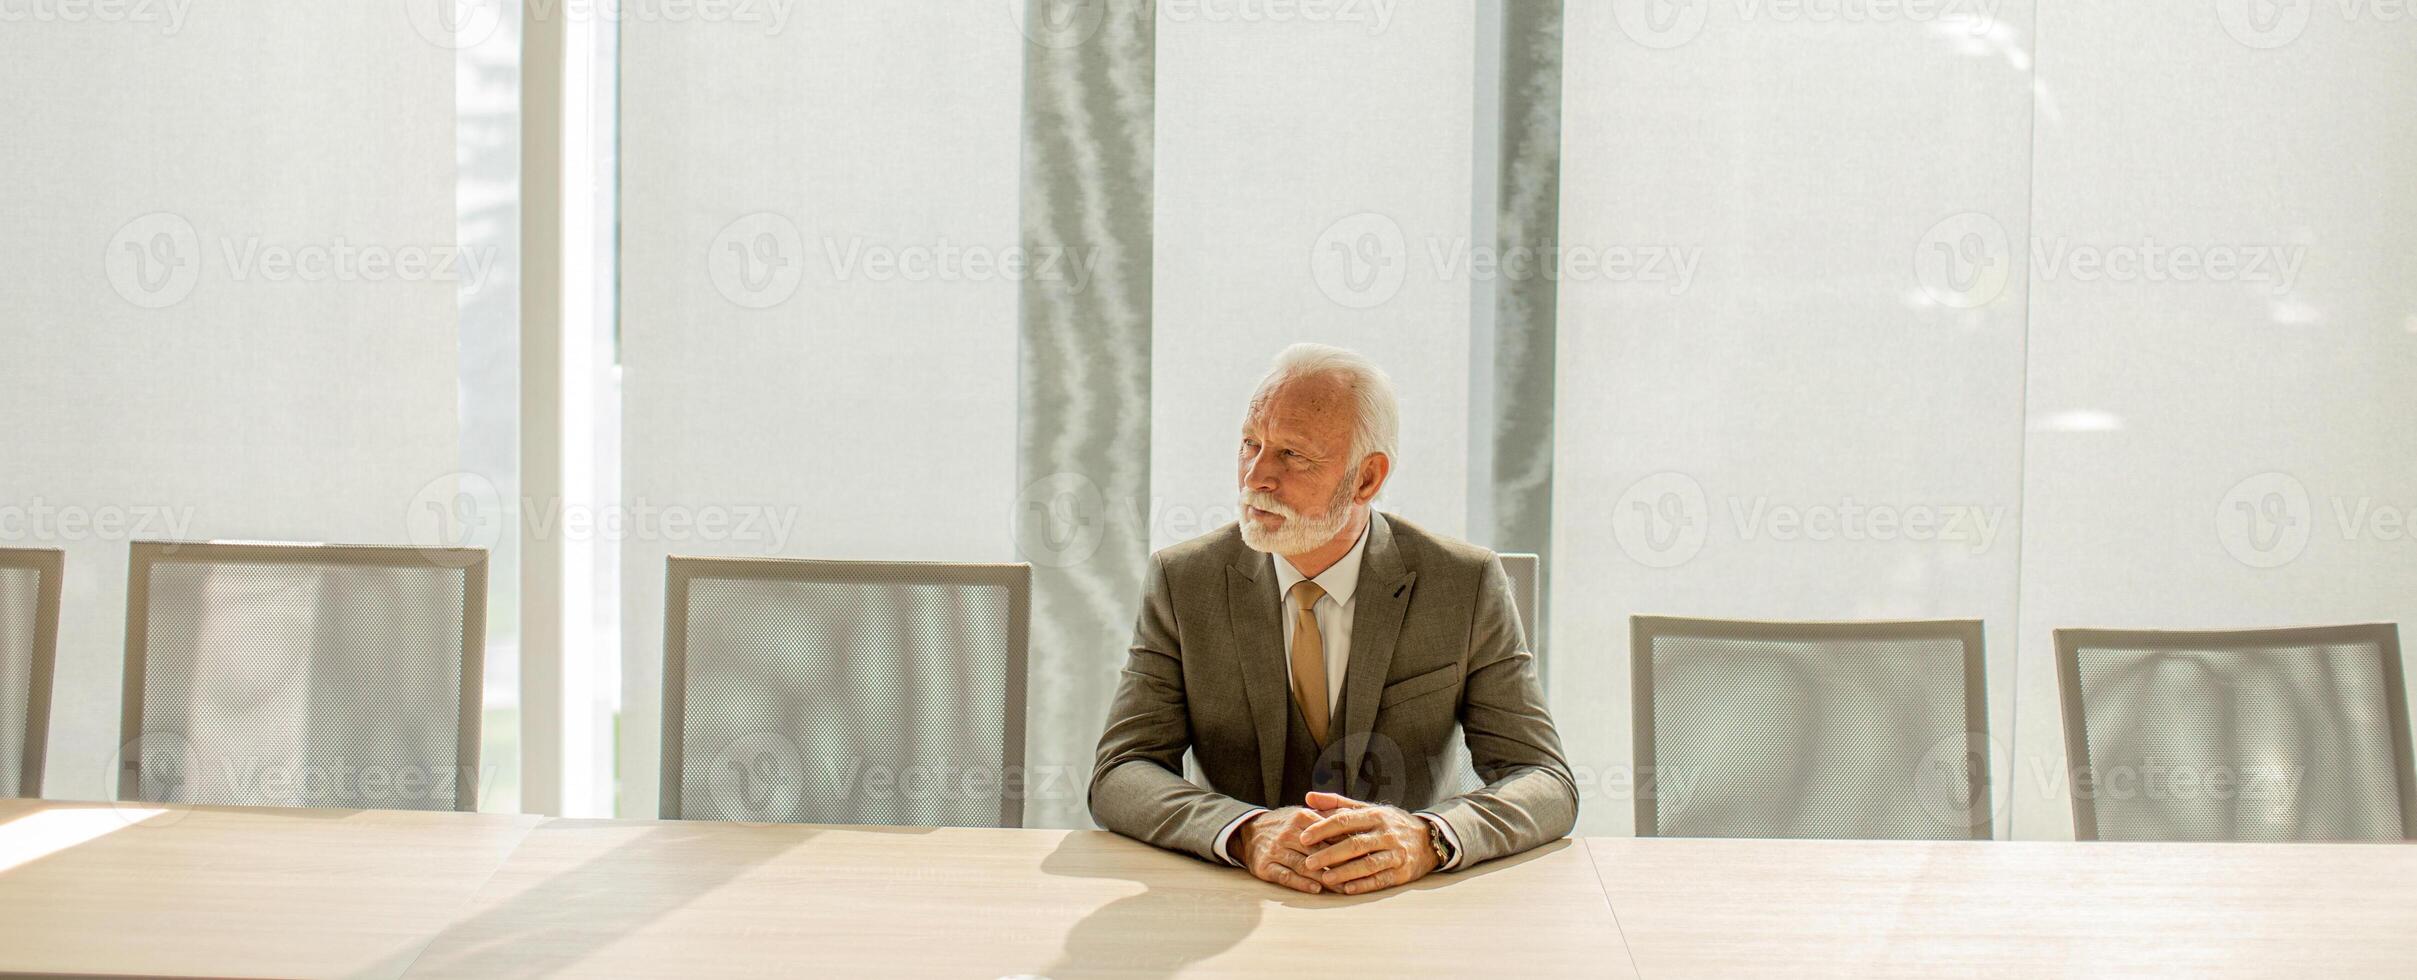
[1554, 2, 2038, 836]
[1151, 5, 1477, 546]
[2009, 2, 2417, 839]
[0, 6, 463, 800]
[617, 4, 1023, 817]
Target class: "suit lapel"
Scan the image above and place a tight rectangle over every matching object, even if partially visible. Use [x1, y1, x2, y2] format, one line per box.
[1337, 512, 1415, 795]
[1223, 554, 1288, 807]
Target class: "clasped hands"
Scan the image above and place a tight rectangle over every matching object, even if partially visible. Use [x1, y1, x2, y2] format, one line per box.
[1229, 790, 1438, 896]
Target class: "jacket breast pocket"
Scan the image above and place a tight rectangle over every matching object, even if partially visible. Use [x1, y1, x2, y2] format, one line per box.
[1376, 662, 1462, 711]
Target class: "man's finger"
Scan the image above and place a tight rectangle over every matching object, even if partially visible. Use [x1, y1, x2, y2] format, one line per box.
[1304, 791, 1368, 812]
[1301, 831, 1387, 871]
[1339, 867, 1400, 896]
[1312, 848, 1401, 887]
[1297, 807, 1386, 847]
[1257, 862, 1323, 894]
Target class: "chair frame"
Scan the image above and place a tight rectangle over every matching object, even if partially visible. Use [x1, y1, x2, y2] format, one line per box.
[119, 541, 487, 811]
[0, 548, 65, 797]
[659, 555, 1031, 827]
[2055, 623, 2417, 841]
[1632, 615, 1992, 839]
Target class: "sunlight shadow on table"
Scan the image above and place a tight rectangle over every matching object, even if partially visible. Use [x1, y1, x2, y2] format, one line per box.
[400, 819, 935, 978]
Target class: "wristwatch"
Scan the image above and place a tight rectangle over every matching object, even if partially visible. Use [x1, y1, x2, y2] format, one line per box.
[1422, 815, 1455, 867]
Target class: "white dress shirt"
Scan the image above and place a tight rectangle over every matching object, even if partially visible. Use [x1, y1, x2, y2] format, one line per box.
[1211, 520, 1464, 870]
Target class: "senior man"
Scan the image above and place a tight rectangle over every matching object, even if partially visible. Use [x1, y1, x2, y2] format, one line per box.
[1089, 343, 1576, 896]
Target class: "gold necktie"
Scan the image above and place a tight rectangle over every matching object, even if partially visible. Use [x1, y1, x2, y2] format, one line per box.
[1288, 580, 1330, 748]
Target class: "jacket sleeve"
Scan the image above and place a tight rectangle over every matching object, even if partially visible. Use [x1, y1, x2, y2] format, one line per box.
[1422, 554, 1580, 867]
[1087, 550, 1259, 862]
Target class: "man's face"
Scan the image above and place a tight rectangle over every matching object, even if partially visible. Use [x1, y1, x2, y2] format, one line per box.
[1237, 375, 1365, 555]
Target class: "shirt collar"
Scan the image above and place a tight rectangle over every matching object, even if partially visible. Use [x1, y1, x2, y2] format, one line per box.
[1270, 516, 1371, 607]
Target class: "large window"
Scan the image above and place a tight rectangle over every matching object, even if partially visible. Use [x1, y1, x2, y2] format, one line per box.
[6, 2, 2409, 839]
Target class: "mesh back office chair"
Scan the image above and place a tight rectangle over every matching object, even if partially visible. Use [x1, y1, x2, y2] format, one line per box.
[2057, 624, 2417, 841]
[120, 541, 486, 811]
[1633, 616, 1992, 839]
[0, 548, 64, 797]
[661, 557, 1031, 827]
[1430, 553, 1545, 796]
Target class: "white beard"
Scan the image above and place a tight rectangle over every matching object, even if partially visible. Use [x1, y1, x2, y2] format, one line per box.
[1238, 472, 1359, 556]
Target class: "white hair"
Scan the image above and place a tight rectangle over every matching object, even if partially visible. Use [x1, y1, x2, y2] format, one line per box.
[1252, 342, 1401, 465]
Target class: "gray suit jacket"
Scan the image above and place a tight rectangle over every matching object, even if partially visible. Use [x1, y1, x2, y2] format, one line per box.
[1088, 511, 1578, 867]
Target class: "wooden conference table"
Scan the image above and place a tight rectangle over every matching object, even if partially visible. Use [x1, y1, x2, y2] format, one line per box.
[0, 799, 2410, 978]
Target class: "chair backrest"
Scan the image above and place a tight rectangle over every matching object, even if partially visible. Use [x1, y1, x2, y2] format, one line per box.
[661, 557, 1031, 827]
[1633, 615, 1991, 840]
[2057, 624, 2416, 841]
[0, 548, 64, 798]
[120, 541, 485, 811]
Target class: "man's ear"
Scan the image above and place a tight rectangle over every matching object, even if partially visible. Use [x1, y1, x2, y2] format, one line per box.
[1355, 453, 1392, 504]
